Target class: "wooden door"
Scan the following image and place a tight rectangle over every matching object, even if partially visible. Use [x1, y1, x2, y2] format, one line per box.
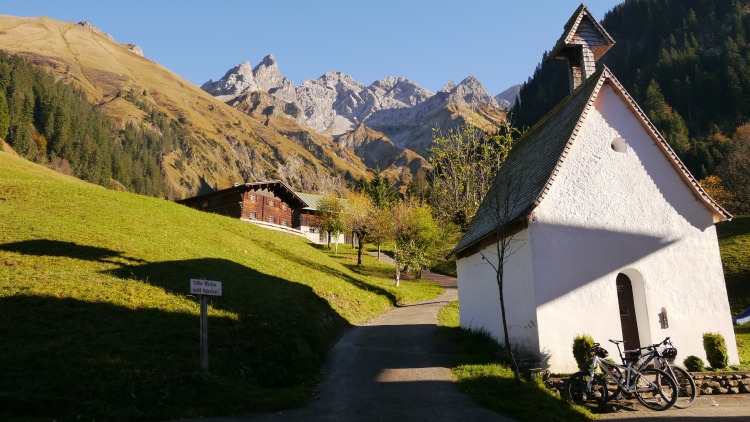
[616, 274, 640, 350]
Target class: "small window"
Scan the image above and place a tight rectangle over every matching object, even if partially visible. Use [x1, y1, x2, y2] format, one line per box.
[268, 199, 275, 207]
[611, 137, 628, 153]
[282, 203, 288, 210]
[617, 284, 630, 316]
[268, 216, 275, 223]
[249, 212, 256, 220]
[201, 201, 208, 208]
[282, 220, 288, 227]
[250, 194, 257, 201]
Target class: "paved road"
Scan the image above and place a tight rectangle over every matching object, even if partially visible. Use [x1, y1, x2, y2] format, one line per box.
[595, 394, 750, 421]
[176, 253, 509, 421]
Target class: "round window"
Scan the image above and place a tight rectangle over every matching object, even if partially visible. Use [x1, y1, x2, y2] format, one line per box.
[611, 137, 627, 153]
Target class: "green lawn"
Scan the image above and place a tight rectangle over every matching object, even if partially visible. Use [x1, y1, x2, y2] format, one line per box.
[718, 215, 750, 316]
[437, 302, 594, 421]
[0, 151, 442, 421]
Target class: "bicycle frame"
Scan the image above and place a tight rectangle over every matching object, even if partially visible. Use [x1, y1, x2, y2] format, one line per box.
[586, 353, 661, 395]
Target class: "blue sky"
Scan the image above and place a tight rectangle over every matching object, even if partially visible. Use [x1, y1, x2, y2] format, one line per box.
[3, 1, 623, 95]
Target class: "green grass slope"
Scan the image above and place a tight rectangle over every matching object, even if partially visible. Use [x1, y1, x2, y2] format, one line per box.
[0, 151, 441, 421]
[718, 216, 750, 317]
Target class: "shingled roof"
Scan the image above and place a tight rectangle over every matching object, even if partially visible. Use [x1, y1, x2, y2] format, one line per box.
[548, 3, 615, 63]
[448, 66, 731, 258]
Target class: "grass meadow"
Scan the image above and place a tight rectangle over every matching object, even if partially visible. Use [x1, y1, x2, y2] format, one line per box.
[0, 151, 441, 421]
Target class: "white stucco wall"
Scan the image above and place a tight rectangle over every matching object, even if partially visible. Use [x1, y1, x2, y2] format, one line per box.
[531, 84, 738, 372]
[457, 229, 541, 357]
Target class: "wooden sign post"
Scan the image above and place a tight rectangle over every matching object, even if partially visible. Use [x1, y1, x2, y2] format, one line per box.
[190, 278, 222, 374]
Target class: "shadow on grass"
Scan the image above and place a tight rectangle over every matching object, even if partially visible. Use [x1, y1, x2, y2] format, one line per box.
[253, 240, 400, 305]
[1, 239, 350, 421]
[0, 239, 145, 264]
[438, 324, 592, 421]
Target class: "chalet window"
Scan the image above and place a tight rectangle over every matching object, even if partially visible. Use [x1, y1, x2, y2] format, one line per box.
[282, 203, 288, 210]
[282, 220, 288, 227]
[249, 212, 256, 220]
[268, 199, 275, 207]
[250, 194, 257, 201]
[268, 216, 275, 223]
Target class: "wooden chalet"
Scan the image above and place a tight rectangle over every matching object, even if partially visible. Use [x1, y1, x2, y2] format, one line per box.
[177, 180, 334, 243]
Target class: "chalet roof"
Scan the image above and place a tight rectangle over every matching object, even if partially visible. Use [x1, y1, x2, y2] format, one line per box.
[448, 66, 731, 258]
[294, 192, 323, 211]
[177, 180, 308, 209]
[547, 3, 615, 63]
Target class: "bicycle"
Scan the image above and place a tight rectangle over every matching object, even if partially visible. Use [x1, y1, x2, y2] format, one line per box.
[564, 341, 678, 411]
[606, 337, 696, 408]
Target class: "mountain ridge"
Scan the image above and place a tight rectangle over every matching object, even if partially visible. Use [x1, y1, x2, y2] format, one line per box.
[204, 55, 508, 156]
[0, 14, 369, 198]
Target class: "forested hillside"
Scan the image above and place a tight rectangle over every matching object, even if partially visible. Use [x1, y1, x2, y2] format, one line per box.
[0, 51, 178, 196]
[512, 0, 750, 213]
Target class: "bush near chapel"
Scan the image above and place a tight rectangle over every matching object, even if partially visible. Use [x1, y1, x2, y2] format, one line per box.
[572, 334, 595, 371]
[703, 332, 729, 369]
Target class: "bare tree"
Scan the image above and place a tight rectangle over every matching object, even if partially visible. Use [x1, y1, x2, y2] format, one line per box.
[429, 121, 514, 228]
[478, 169, 525, 383]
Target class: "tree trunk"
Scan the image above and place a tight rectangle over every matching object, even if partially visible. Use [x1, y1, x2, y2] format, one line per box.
[356, 234, 364, 266]
[497, 261, 521, 383]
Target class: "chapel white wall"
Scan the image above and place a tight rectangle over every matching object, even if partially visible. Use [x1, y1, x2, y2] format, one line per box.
[531, 84, 738, 372]
[457, 228, 541, 357]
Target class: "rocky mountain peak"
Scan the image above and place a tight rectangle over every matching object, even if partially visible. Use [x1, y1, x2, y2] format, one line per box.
[200, 61, 258, 97]
[252, 54, 295, 103]
[495, 84, 521, 111]
[440, 81, 456, 93]
[447, 76, 499, 109]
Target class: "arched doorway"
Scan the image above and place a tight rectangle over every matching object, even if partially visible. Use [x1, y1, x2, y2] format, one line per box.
[616, 273, 640, 350]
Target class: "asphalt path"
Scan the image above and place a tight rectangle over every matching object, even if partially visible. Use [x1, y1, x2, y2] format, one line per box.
[176, 252, 510, 421]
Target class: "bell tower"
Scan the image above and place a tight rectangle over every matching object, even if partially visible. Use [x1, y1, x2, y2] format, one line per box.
[547, 4, 615, 92]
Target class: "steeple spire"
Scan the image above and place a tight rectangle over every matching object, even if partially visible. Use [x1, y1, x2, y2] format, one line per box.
[547, 4, 615, 92]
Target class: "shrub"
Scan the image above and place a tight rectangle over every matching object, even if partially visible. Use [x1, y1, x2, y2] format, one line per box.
[684, 355, 705, 372]
[572, 334, 595, 371]
[703, 332, 729, 369]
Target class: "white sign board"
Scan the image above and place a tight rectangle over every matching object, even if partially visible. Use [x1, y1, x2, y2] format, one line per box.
[190, 279, 222, 296]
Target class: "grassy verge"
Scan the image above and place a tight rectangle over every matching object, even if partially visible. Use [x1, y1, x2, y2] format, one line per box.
[735, 325, 750, 367]
[437, 301, 594, 421]
[718, 215, 750, 316]
[0, 151, 441, 421]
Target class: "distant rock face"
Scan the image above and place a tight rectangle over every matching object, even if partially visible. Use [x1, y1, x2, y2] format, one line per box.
[201, 55, 296, 103]
[127, 44, 143, 57]
[77, 21, 114, 41]
[202, 55, 505, 155]
[495, 84, 521, 110]
[201, 61, 258, 97]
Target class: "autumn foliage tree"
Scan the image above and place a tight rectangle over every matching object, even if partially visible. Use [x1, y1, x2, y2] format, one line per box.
[719, 123, 750, 213]
[315, 193, 346, 252]
[344, 192, 376, 266]
[391, 201, 439, 285]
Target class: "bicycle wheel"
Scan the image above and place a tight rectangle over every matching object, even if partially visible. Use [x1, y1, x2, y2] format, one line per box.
[633, 368, 678, 411]
[668, 365, 697, 409]
[564, 371, 608, 409]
